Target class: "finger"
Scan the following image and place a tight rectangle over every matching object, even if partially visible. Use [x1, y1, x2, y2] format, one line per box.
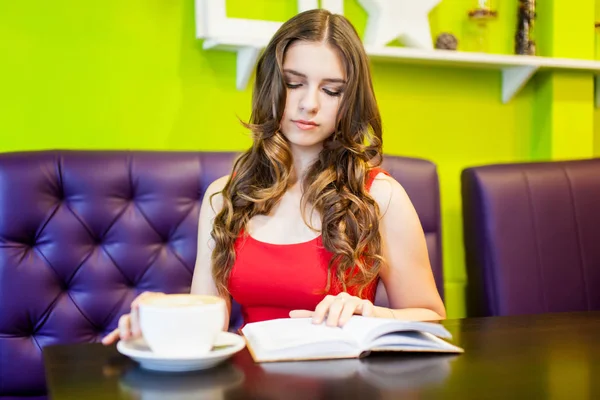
[312, 295, 336, 324]
[326, 297, 351, 327]
[289, 310, 314, 318]
[338, 300, 362, 326]
[101, 329, 120, 345]
[130, 292, 163, 336]
[131, 305, 142, 337]
[118, 314, 132, 341]
[131, 291, 153, 310]
[360, 300, 375, 318]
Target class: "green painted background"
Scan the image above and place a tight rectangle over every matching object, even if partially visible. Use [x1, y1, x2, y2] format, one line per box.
[1, 0, 598, 317]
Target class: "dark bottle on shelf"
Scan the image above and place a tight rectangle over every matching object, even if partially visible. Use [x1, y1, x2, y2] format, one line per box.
[515, 0, 536, 55]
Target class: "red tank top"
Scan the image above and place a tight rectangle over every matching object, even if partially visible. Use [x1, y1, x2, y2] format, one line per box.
[228, 168, 388, 326]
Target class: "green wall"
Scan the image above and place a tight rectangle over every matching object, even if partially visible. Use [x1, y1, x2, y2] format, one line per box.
[595, 0, 600, 156]
[1, 0, 597, 318]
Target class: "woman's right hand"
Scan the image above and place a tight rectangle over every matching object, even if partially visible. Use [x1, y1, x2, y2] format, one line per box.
[101, 291, 165, 346]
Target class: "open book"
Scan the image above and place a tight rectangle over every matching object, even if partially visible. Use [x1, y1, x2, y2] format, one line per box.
[241, 316, 463, 363]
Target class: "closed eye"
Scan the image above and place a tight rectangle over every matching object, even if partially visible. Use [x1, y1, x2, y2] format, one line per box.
[323, 89, 342, 97]
[286, 83, 342, 98]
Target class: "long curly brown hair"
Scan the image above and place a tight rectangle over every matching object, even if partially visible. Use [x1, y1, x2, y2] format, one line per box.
[210, 9, 384, 298]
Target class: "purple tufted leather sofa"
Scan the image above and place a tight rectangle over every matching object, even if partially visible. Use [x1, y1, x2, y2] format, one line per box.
[462, 158, 600, 317]
[0, 150, 443, 396]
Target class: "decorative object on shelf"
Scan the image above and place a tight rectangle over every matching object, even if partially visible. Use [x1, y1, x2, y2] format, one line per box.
[435, 33, 458, 50]
[515, 0, 536, 55]
[468, 0, 498, 19]
[359, 0, 442, 50]
[465, 0, 498, 53]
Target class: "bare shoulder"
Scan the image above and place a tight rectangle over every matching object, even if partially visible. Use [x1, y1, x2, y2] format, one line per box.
[202, 175, 230, 215]
[368, 172, 413, 216]
[206, 175, 230, 195]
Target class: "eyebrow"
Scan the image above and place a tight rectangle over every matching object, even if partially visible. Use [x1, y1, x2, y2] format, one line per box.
[283, 69, 346, 84]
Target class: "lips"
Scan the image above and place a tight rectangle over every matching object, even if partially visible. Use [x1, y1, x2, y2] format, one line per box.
[293, 120, 319, 130]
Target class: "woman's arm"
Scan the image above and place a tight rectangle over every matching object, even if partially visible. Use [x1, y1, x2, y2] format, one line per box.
[190, 175, 233, 331]
[369, 173, 446, 321]
[291, 173, 446, 327]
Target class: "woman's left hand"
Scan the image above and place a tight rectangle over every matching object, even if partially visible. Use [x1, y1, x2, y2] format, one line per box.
[289, 292, 374, 327]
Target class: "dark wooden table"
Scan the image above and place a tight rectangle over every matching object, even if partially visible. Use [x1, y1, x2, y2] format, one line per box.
[43, 312, 600, 399]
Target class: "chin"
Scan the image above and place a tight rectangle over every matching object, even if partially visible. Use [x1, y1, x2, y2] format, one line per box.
[287, 137, 324, 149]
[281, 129, 331, 150]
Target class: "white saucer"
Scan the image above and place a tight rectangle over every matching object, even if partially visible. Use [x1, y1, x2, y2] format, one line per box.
[116, 332, 246, 372]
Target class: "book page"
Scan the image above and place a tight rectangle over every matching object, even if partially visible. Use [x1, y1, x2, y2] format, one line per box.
[341, 316, 453, 349]
[242, 317, 358, 361]
[252, 340, 359, 362]
[368, 332, 462, 352]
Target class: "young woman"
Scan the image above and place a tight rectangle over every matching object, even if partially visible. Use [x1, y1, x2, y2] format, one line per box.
[103, 8, 445, 345]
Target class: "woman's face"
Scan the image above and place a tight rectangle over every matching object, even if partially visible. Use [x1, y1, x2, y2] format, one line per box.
[280, 41, 346, 151]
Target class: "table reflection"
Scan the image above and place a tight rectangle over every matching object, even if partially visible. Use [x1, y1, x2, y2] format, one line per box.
[111, 351, 456, 400]
[236, 353, 457, 399]
[117, 363, 245, 400]
[258, 354, 456, 390]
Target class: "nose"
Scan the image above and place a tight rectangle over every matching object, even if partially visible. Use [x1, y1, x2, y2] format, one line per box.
[299, 86, 319, 115]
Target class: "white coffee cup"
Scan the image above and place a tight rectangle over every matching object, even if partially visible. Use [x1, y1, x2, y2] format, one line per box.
[138, 294, 226, 358]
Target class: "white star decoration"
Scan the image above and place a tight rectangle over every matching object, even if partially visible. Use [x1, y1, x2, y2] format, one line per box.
[358, 0, 441, 50]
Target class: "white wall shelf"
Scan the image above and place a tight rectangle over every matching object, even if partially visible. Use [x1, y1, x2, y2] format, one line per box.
[366, 47, 600, 105]
[202, 38, 600, 106]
